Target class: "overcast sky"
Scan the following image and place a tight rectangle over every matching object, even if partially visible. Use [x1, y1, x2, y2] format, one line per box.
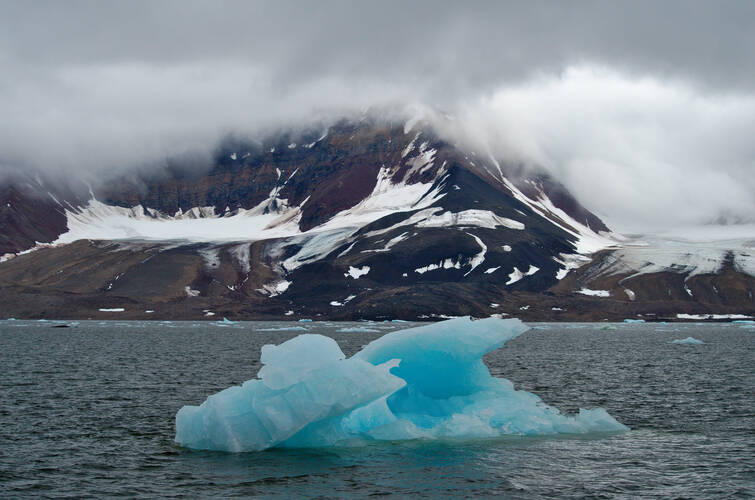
[1, 0, 753, 231]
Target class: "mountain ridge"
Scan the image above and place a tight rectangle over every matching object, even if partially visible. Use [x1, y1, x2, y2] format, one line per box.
[0, 116, 752, 320]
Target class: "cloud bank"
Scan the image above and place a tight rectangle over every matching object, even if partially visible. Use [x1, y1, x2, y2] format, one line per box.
[0, 0, 753, 230]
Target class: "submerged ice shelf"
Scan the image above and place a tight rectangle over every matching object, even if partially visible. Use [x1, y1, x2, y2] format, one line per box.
[175, 317, 628, 452]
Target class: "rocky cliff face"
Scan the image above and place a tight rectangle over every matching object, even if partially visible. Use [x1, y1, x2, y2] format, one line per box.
[0, 117, 752, 320]
[0, 172, 86, 256]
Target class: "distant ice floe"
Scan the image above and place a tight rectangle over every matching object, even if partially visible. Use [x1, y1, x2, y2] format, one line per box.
[175, 317, 628, 452]
[256, 326, 309, 332]
[337, 326, 380, 333]
[672, 337, 704, 345]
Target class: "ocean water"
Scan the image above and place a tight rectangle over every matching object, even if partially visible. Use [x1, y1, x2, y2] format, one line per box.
[0, 319, 752, 499]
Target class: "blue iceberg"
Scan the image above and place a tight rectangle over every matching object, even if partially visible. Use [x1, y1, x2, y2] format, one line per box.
[175, 317, 628, 452]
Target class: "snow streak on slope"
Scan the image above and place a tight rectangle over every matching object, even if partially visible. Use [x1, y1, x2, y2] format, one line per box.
[506, 265, 539, 285]
[316, 166, 446, 233]
[497, 177, 617, 253]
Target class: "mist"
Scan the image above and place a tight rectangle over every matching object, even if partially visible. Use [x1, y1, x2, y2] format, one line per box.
[1, 0, 753, 231]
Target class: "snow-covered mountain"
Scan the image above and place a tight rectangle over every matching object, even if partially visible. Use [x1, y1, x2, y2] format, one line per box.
[0, 116, 752, 320]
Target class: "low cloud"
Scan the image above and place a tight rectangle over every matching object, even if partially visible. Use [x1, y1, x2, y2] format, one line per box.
[444, 67, 755, 230]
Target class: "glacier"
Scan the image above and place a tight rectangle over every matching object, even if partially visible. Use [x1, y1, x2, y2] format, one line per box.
[175, 317, 628, 452]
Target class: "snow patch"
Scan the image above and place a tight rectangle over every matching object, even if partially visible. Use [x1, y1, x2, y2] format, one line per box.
[344, 266, 370, 279]
[330, 295, 357, 307]
[259, 280, 291, 297]
[506, 265, 537, 285]
[415, 258, 462, 274]
[506, 267, 524, 285]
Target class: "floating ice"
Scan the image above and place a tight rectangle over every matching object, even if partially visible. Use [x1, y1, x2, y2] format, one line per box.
[337, 326, 380, 333]
[672, 337, 704, 344]
[175, 317, 628, 452]
[256, 326, 309, 332]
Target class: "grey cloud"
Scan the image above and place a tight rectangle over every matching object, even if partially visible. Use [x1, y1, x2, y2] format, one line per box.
[3, 1, 754, 91]
[0, 0, 754, 229]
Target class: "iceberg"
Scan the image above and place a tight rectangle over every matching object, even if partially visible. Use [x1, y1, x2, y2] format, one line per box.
[672, 337, 704, 344]
[175, 317, 628, 452]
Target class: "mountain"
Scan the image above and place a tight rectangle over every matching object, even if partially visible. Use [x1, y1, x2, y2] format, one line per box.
[0, 116, 753, 321]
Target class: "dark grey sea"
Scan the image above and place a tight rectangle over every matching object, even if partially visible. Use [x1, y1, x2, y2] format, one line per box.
[1, 319, 752, 498]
